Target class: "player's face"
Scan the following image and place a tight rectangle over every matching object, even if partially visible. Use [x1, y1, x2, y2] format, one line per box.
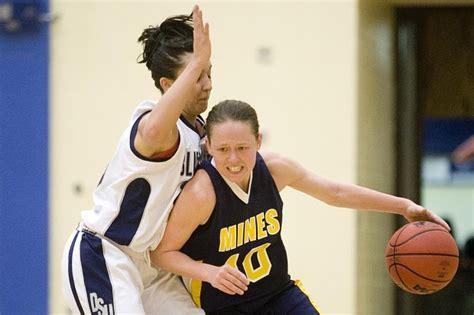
[179, 53, 213, 117]
[207, 120, 262, 191]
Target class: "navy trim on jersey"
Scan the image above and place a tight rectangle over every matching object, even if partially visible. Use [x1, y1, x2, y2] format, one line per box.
[179, 115, 206, 139]
[196, 115, 206, 139]
[80, 233, 114, 314]
[196, 115, 205, 127]
[130, 110, 152, 161]
[97, 166, 107, 186]
[129, 110, 181, 162]
[105, 178, 151, 245]
[68, 231, 85, 315]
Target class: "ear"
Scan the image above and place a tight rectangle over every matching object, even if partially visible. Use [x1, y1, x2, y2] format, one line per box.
[205, 136, 212, 154]
[256, 133, 263, 150]
[159, 77, 174, 92]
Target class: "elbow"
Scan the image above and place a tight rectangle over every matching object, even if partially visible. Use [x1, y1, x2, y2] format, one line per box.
[149, 249, 165, 269]
[142, 124, 163, 142]
[324, 183, 344, 207]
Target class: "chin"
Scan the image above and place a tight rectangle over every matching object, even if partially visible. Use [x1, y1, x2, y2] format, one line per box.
[228, 171, 249, 183]
[196, 102, 208, 114]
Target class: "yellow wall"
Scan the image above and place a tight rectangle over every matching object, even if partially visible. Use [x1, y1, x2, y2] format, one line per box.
[49, 1, 371, 314]
[356, 1, 397, 315]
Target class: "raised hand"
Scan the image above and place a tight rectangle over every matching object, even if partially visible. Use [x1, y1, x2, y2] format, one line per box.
[206, 264, 249, 295]
[192, 5, 211, 67]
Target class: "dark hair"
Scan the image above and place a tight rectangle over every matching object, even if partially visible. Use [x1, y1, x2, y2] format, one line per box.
[137, 12, 194, 93]
[206, 100, 259, 139]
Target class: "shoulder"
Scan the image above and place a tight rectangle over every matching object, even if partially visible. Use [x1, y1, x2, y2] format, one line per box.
[259, 150, 305, 191]
[260, 151, 282, 164]
[178, 168, 216, 224]
[185, 169, 214, 195]
[131, 100, 155, 122]
[259, 151, 293, 175]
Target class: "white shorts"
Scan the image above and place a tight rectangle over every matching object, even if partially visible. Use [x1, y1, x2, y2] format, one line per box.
[61, 228, 204, 315]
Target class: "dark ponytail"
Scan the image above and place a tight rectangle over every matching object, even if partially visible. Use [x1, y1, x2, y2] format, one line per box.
[137, 12, 194, 93]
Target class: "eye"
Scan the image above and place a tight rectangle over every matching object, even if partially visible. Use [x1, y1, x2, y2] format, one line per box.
[238, 146, 248, 151]
[217, 147, 228, 152]
[199, 71, 212, 81]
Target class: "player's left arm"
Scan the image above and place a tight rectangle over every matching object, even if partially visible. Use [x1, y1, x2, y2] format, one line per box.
[262, 151, 450, 230]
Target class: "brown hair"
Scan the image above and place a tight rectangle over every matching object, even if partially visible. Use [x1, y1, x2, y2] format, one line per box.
[206, 100, 259, 139]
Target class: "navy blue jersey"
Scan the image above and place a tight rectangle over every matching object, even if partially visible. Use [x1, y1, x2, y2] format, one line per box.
[181, 153, 292, 312]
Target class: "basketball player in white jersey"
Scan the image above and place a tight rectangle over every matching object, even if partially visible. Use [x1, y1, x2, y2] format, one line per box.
[61, 6, 210, 314]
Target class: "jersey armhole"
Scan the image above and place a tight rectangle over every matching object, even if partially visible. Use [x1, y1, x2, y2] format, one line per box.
[130, 111, 181, 162]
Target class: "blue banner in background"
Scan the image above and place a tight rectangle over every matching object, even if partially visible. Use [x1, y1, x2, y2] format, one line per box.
[0, 1, 49, 313]
[423, 118, 474, 154]
[423, 118, 474, 184]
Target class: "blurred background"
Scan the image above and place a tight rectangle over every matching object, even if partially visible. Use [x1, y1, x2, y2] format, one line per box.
[1, 0, 473, 314]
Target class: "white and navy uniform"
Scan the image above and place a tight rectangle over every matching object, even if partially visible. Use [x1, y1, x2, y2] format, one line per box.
[61, 100, 205, 315]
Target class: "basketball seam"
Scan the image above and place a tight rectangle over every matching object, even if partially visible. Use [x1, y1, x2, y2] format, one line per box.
[388, 263, 451, 283]
[392, 224, 411, 290]
[385, 253, 459, 258]
[389, 228, 450, 247]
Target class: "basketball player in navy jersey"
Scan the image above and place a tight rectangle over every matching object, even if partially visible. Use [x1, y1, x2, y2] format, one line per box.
[150, 100, 451, 314]
[61, 6, 211, 314]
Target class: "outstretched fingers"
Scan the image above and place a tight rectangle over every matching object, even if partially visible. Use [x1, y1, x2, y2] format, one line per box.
[428, 211, 451, 231]
[405, 205, 451, 231]
[219, 278, 245, 295]
[191, 5, 211, 64]
[193, 5, 208, 36]
[204, 21, 209, 36]
[226, 266, 249, 292]
[212, 265, 249, 295]
[192, 5, 203, 31]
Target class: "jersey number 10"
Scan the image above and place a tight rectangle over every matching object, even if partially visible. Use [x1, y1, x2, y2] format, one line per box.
[224, 243, 272, 282]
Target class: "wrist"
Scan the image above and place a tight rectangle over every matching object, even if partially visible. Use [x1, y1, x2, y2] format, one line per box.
[187, 58, 206, 72]
[399, 198, 415, 216]
[201, 263, 216, 283]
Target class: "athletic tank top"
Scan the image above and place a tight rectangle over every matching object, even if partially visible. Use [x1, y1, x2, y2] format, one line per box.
[181, 153, 291, 312]
[81, 100, 205, 253]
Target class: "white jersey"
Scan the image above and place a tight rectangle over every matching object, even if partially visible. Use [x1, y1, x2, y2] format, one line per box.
[81, 100, 204, 253]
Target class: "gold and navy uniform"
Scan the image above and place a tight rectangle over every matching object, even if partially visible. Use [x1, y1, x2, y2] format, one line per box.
[181, 153, 293, 313]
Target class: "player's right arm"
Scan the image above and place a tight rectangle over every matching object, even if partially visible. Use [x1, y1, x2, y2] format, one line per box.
[135, 5, 211, 157]
[262, 151, 451, 230]
[149, 170, 249, 295]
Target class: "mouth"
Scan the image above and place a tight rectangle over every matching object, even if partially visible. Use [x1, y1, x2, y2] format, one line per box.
[199, 94, 210, 102]
[227, 166, 243, 174]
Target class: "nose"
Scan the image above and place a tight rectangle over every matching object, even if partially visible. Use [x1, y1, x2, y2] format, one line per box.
[228, 150, 239, 163]
[201, 75, 212, 92]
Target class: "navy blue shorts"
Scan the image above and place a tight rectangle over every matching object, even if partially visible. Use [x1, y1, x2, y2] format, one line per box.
[207, 280, 321, 315]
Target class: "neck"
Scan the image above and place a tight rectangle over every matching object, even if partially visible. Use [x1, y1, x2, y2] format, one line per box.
[236, 175, 251, 193]
[181, 112, 197, 125]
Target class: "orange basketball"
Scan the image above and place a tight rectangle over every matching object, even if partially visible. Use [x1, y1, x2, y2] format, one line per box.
[385, 221, 459, 295]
